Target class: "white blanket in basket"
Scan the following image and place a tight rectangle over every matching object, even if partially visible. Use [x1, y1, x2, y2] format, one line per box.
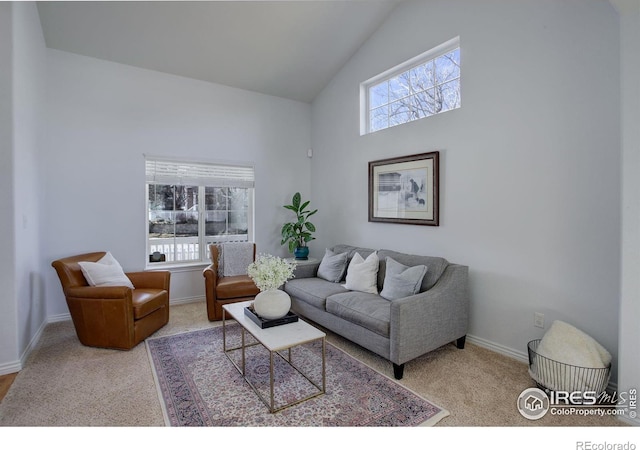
[529, 320, 611, 393]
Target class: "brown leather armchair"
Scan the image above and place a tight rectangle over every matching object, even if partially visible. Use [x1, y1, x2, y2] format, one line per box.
[203, 242, 260, 321]
[51, 252, 170, 350]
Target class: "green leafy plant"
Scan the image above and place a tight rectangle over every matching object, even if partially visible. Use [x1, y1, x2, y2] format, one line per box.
[280, 192, 317, 253]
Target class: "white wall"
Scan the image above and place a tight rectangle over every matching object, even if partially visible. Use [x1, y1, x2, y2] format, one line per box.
[618, 0, 640, 424]
[13, 1, 46, 365]
[0, 2, 46, 375]
[41, 50, 311, 316]
[311, 0, 621, 380]
[0, 3, 18, 373]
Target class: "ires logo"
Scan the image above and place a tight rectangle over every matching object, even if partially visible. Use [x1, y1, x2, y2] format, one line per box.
[548, 390, 599, 405]
[517, 387, 637, 420]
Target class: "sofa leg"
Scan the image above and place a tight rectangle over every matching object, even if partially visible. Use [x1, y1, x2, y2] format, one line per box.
[456, 335, 466, 349]
[393, 363, 405, 380]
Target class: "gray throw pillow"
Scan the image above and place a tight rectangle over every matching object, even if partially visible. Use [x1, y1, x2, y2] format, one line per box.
[317, 248, 348, 283]
[380, 257, 427, 301]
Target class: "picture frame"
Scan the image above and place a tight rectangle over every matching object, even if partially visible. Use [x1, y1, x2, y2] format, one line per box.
[368, 151, 439, 226]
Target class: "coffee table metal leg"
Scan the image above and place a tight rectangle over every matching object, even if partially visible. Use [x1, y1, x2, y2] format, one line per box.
[241, 327, 246, 375]
[322, 337, 326, 393]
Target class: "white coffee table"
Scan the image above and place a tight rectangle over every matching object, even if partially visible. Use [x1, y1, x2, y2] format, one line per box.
[222, 300, 326, 413]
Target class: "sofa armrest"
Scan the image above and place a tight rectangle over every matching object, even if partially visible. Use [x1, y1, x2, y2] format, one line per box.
[389, 264, 469, 365]
[127, 270, 171, 290]
[202, 264, 217, 292]
[203, 264, 218, 320]
[291, 261, 320, 279]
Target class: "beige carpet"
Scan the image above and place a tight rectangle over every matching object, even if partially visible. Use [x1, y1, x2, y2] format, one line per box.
[0, 300, 628, 428]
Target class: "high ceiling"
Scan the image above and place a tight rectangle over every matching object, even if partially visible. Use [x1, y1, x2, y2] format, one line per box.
[36, 1, 402, 103]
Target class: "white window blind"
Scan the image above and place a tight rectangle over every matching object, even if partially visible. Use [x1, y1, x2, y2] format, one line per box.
[145, 158, 254, 188]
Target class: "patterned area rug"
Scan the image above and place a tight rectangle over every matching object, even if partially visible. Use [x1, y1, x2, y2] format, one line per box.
[146, 324, 449, 426]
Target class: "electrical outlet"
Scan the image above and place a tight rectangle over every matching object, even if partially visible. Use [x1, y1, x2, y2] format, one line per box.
[534, 312, 545, 328]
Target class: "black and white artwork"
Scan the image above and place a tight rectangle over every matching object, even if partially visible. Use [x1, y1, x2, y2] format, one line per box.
[368, 152, 439, 226]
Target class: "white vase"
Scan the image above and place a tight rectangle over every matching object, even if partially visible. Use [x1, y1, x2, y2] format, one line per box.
[253, 289, 291, 320]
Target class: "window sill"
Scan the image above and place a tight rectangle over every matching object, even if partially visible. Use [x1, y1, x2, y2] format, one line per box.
[145, 261, 210, 272]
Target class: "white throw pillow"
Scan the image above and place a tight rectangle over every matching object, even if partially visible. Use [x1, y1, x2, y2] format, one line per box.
[78, 252, 134, 289]
[343, 251, 379, 294]
[536, 320, 611, 368]
[98, 251, 122, 267]
[530, 320, 611, 393]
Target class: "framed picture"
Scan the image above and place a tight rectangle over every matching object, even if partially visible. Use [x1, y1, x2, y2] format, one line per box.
[368, 151, 439, 226]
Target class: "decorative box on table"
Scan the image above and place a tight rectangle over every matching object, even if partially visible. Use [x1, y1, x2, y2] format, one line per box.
[244, 305, 298, 329]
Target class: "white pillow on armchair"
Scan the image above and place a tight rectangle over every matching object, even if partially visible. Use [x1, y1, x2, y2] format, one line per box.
[78, 252, 134, 289]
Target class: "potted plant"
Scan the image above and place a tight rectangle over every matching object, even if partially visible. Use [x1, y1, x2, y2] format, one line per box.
[281, 192, 317, 260]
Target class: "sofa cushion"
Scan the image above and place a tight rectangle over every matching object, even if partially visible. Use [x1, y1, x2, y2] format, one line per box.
[317, 248, 348, 283]
[285, 278, 349, 310]
[378, 249, 448, 291]
[380, 257, 427, 300]
[326, 292, 390, 337]
[343, 251, 379, 294]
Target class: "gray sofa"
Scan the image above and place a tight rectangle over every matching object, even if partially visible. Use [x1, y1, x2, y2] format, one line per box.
[284, 244, 469, 379]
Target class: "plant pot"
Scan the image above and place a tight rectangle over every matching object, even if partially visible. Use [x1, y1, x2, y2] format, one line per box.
[294, 246, 309, 260]
[253, 289, 291, 320]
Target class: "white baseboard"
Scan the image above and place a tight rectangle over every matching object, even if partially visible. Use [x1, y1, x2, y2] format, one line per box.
[47, 312, 72, 323]
[0, 360, 21, 376]
[466, 334, 528, 364]
[18, 319, 48, 369]
[170, 296, 205, 306]
[0, 319, 49, 376]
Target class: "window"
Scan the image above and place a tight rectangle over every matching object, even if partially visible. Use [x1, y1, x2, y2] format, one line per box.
[145, 158, 254, 266]
[360, 37, 460, 134]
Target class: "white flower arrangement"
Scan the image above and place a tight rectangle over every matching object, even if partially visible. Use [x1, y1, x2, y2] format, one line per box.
[247, 254, 296, 292]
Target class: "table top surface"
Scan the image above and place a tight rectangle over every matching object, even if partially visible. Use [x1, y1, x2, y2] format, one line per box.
[285, 257, 319, 265]
[223, 301, 326, 351]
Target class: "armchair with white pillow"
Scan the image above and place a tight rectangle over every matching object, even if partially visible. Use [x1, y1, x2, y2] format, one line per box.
[51, 251, 170, 350]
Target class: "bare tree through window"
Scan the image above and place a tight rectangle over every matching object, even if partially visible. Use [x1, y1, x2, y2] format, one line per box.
[368, 47, 460, 132]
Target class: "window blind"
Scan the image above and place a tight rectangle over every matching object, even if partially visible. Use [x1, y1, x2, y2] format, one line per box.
[145, 158, 254, 188]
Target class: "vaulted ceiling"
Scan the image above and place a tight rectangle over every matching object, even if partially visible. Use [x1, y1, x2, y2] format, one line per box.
[35, 0, 629, 103]
[36, 1, 402, 103]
